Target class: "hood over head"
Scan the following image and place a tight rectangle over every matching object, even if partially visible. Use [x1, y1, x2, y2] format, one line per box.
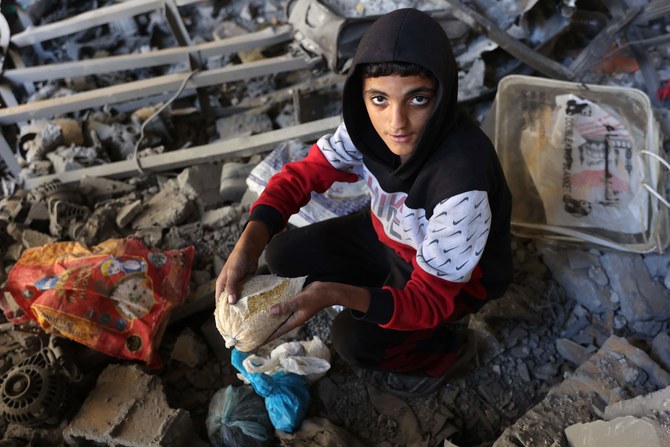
[342, 8, 458, 182]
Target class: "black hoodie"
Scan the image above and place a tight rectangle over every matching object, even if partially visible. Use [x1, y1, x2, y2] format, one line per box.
[250, 8, 512, 330]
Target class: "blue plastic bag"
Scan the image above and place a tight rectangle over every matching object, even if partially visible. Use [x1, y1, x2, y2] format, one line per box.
[231, 348, 310, 433]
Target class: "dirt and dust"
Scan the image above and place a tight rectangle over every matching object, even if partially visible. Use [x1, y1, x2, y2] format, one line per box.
[0, 0, 669, 446]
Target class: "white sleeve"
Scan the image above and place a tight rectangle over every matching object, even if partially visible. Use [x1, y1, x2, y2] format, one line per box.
[417, 190, 491, 282]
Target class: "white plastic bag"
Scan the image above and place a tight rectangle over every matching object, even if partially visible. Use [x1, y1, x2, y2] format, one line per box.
[521, 94, 648, 233]
[241, 337, 331, 383]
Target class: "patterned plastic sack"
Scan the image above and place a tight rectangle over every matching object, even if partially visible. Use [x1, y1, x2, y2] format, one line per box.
[0, 238, 194, 367]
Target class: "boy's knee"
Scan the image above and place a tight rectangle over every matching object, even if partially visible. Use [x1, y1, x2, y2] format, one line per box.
[331, 313, 372, 368]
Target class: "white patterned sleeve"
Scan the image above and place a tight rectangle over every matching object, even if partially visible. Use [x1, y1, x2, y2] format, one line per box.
[417, 191, 491, 282]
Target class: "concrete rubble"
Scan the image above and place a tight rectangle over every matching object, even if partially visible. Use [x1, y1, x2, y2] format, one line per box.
[0, 0, 669, 446]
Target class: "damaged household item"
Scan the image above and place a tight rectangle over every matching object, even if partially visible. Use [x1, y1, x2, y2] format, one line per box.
[214, 274, 306, 352]
[246, 140, 369, 227]
[287, 0, 380, 73]
[0, 238, 194, 367]
[206, 384, 273, 447]
[0, 335, 82, 428]
[231, 348, 310, 433]
[494, 74, 669, 253]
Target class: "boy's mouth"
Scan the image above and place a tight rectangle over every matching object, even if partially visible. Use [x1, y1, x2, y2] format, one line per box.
[389, 134, 412, 143]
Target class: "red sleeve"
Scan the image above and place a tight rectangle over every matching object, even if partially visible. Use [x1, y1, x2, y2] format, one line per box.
[363, 214, 488, 331]
[250, 143, 359, 229]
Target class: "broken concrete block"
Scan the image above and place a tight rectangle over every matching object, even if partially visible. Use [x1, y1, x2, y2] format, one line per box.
[541, 249, 613, 313]
[131, 188, 195, 230]
[170, 327, 209, 368]
[63, 363, 200, 447]
[565, 415, 670, 447]
[601, 252, 670, 323]
[79, 176, 135, 200]
[219, 162, 255, 203]
[200, 205, 243, 229]
[215, 110, 273, 142]
[132, 226, 163, 247]
[651, 332, 670, 372]
[20, 227, 57, 248]
[116, 199, 143, 228]
[23, 122, 62, 162]
[74, 206, 119, 246]
[603, 385, 670, 420]
[177, 164, 222, 211]
[25, 200, 50, 227]
[493, 336, 670, 447]
[555, 338, 593, 367]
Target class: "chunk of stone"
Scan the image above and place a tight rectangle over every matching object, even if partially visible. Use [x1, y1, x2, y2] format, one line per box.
[556, 338, 592, 367]
[200, 205, 243, 229]
[541, 249, 613, 313]
[177, 164, 221, 211]
[79, 176, 134, 199]
[132, 188, 194, 230]
[565, 416, 668, 447]
[601, 252, 670, 323]
[63, 364, 198, 447]
[651, 332, 670, 372]
[219, 162, 255, 203]
[171, 327, 209, 368]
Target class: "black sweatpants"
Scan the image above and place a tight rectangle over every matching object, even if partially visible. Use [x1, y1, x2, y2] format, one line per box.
[264, 209, 466, 377]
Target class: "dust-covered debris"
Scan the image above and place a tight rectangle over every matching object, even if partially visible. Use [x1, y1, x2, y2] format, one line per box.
[0, 0, 669, 446]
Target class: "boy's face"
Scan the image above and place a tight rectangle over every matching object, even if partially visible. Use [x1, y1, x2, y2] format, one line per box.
[363, 74, 436, 163]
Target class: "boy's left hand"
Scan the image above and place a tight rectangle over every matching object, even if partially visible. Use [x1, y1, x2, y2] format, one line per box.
[264, 281, 332, 343]
[263, 281, 372, 345]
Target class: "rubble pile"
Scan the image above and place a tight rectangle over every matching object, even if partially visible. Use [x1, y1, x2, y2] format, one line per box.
[0, 0, 669, 446]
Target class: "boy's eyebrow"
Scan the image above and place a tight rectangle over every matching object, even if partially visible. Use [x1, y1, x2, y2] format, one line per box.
[363, 86, 436, 96]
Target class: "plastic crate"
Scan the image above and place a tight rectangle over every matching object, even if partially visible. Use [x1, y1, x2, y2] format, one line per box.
[494, 75, 668, 253]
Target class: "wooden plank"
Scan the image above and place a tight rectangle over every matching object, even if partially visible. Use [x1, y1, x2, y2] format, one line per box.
[3, 25, 293, 83]
[22, 116, 342, 189]
[10, 0, 206, 47]
[0, 55, 313, 125]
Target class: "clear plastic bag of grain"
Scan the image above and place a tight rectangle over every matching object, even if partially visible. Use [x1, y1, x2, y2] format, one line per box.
[214, 275, 307, 352]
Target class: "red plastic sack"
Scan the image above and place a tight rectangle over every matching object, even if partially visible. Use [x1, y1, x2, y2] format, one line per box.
[0, 238, 194, 367]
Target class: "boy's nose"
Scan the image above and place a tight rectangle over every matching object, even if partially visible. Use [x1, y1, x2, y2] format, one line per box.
[388, 104, 408, 130]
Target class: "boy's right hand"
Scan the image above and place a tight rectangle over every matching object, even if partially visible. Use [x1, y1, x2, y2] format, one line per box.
[215, 220, 271, 305]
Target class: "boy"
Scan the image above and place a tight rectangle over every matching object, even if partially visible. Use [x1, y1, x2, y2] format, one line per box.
[216, 8, 512, 397]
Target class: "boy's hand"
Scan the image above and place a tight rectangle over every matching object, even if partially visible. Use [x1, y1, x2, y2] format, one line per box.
[215, 220, 270, 304]
[263, 281, 371, 344]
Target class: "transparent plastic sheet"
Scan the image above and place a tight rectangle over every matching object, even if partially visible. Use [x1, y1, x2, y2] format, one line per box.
[494, 75, 669, 253]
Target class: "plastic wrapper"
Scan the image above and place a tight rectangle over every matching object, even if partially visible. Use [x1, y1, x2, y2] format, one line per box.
[206, 385, 273, 447]
[0, 238, 194, 367]
[242, 336, 331, 383]
[232, 348, 310, 433]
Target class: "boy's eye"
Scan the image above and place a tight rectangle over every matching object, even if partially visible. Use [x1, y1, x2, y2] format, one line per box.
[370, 96, 387, 105]
[411, 95, 430, 106]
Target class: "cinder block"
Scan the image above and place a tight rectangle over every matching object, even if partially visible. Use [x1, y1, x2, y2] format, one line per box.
[64, 363, 200, 447]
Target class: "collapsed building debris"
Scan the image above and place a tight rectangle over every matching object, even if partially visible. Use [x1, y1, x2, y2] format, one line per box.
[0, 0, 668, 446]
